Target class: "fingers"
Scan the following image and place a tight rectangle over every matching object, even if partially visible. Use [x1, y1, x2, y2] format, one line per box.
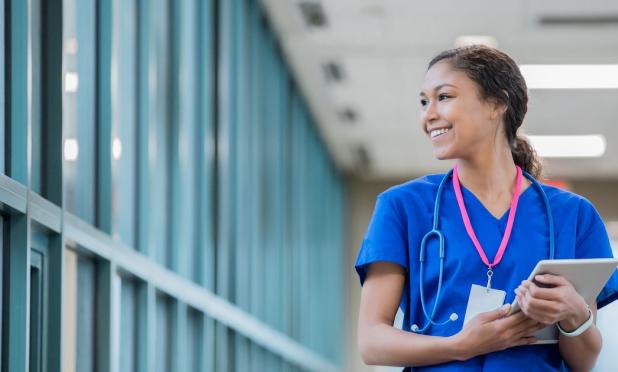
[516, 285, 563, 324]
[534, 274, 570, 287]
[479, 304, 511, 322]
[517, 321, 546, 338]
[517, 280, 560, 302]
[517, 290, 556, 313]
[501, 313, 542, 336]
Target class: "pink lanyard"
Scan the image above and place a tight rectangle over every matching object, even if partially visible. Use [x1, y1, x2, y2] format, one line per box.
[452, 164, 523, 289]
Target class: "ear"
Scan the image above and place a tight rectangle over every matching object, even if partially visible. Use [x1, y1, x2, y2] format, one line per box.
[489, 91, 509, 120]
[499, 90, 509, 115]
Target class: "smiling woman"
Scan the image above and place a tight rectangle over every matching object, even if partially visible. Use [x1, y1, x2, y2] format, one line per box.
[356, 45, 618, 371]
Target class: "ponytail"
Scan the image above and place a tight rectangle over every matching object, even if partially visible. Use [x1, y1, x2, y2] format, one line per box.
[510, 135, 542, 179]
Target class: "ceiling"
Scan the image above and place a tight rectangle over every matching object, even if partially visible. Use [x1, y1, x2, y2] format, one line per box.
[261, 0, 618, 180]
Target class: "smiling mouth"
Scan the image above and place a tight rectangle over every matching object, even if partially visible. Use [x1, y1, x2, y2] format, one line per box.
[430, 127, 451, 139]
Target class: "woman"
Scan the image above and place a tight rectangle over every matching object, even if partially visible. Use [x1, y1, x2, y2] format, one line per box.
[355, 45, 618, 371]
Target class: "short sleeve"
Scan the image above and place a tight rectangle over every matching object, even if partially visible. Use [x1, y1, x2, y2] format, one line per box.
[575, 199, 618, 309]
[355, 193, 408, 285]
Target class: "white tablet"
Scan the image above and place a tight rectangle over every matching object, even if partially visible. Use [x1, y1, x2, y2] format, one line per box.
[509, 258, 618, 344]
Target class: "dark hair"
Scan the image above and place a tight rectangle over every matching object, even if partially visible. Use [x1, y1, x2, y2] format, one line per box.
[428, 45, 542, 179]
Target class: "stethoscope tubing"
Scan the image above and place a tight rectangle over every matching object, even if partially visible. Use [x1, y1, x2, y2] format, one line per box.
[413, 169, 555, 333]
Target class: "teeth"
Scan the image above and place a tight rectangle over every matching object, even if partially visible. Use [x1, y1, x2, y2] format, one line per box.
[430, 128, 451, 138]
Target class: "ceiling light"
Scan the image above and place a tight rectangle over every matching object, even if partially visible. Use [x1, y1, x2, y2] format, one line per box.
[538, 15, 618, 27]
[519, 65, 618, 89]
[527, 135, 606, 158]
[454, 35, 498, 48]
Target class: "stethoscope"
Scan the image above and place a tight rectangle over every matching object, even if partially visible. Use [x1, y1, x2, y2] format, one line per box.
[411, 169, 555, 333]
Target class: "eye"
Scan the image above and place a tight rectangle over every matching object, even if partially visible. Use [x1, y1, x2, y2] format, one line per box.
[438, 94, 451, 101]
[420, 98, 428, 107]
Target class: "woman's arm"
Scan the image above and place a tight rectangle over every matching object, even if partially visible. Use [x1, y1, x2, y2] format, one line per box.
[559, 302, 601, 372]
[516, 275, 602, 372]
[359, 262, 542, 367]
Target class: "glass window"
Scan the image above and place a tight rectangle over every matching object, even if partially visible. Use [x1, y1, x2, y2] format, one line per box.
[111, 0, 138, 246]
[29, 232, 51, 372]
[63, 0, 96, 224]
[0, 216, 2, 368]
[119, 278, 139, 372]
[173, 0, 197, 278]
[155, 293, 173, 372]
[0, 0, 5, 174]
[187, 308, 203, 372]
[148, 0, 171, 266]
[28, 0, 43, 194]
[29, 250, 44, 372]
[63, 249, 97, 372]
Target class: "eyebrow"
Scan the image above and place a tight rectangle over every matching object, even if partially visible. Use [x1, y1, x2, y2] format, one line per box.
[419, 83, 457, 97]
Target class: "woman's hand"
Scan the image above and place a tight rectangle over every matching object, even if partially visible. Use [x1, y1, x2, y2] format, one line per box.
[515, 274, 590, 330]
[452, 304, 544, 360]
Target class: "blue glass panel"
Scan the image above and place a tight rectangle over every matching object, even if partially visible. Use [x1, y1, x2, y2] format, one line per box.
[63, 0, 96, 224]
[155, 294, 173, 372]
[148, 0, 171, 265]
[111, 0, 138, 247]
[0, 0, 4, 174]
[120, 279, 138, 372]
[29, 0, 43, 193]
[76, 255, 97, 372]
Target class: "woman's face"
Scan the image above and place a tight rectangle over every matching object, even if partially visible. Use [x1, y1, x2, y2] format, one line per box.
[419, 60, 505, 160]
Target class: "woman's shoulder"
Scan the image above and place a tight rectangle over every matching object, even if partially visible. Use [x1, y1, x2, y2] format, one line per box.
[541, 183, 595, 210]
[378, 173, 446, 202]
[540, 183, 602, 224]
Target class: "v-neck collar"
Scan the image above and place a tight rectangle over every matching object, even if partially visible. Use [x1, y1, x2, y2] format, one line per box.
[456, 181, 533, 222]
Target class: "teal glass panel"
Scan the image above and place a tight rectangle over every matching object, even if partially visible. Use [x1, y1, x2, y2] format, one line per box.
[187, 309, 203, 372]
[173, 0, 197, 277]
[120, 279, 138, 372]
[155, 294, 173, 372]
[76, 256, 97, 372]
[0, 216, 3, 368]
[29, 251, 44, 372]
[195, 0, 215, 289]
[28, 0, 43, 194]
[63, 249, 97, 372]
[111, 0, 137, 247]
[0, 0, 4, 174]
[63, 0, 96, 224]
[148, 0, 171, 266]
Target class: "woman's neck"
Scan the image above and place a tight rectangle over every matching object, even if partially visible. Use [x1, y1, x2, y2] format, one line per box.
[455, 144, 519, 200]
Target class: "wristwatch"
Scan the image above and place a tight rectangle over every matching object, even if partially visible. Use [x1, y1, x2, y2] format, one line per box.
[556, 305, 594, 337]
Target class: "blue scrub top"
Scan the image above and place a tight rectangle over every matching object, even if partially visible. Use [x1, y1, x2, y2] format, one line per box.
[355, 173, 618, 372]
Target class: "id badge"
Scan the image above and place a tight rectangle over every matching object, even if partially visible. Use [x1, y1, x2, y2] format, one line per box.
[463, 284, 506, 326]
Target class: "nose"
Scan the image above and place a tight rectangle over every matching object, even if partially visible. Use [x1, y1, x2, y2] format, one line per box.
[421, 100, 439, 127]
